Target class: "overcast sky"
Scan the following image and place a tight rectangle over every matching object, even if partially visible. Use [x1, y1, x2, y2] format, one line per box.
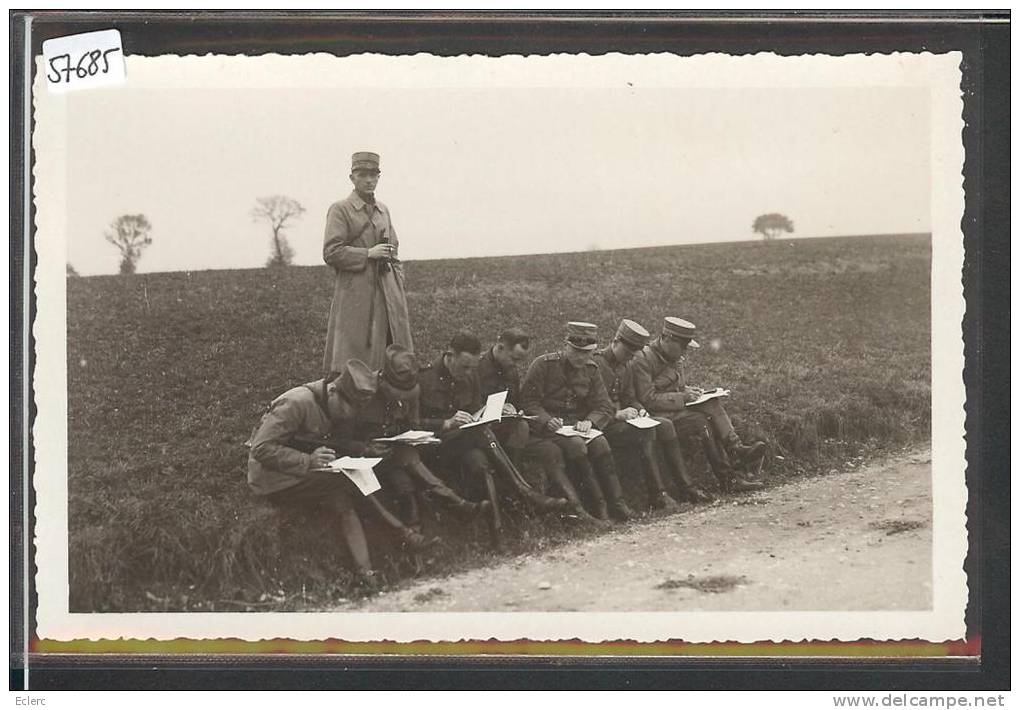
[63, 84, 930, 275]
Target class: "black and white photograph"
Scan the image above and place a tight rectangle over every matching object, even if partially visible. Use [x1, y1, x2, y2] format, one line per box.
[30, 49, 968, 645]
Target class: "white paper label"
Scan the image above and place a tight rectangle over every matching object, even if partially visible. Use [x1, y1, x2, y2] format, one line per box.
[42, 29, 125, 93]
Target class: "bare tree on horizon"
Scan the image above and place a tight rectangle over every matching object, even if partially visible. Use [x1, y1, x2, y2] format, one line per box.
[105, 214, 153, 274]
[251, 195, 306, 268]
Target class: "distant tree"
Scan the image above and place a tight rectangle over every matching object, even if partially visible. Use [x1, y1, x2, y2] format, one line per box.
[66, 264, 79, 277]
[105, 214, 153, 274]
[752, 213, 795, 242]
[251, 195, 305, 268]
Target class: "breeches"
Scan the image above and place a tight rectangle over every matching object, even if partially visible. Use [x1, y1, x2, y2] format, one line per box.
[685, 398, 736, 443]
[545, 432, 612, 460]
[662, 409, 713, 439]
[602, 420, 655, 449]
[265, 472, 356, 514]
[492, 418, 529, 450]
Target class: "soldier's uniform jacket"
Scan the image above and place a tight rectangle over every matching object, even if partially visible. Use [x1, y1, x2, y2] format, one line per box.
[520, 352, 615, 430]
[418, 354, 483, 435]
[478, 346, 521, 404]
[247, 380, 363, 496]
[631, 341, 689, 414]
[591, 346, 641, 412]
[356, 387, 421, 439]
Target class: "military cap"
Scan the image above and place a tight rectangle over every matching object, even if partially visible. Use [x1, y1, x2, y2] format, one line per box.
[351, 151, 380, 172]
[382, 344, 419, 391]
[565, 321, 599, 351]
[615, 318, 650, 350]
[334, 358, 378, 400]
[662, 317, 700, 349]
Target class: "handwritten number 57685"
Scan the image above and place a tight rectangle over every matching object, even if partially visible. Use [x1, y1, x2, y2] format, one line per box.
[46, 47, 121, 84]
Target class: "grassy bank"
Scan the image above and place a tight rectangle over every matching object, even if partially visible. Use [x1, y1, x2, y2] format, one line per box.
[65, 234, 932, 611]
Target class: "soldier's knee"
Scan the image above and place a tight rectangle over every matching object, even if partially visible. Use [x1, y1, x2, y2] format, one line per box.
[653, 417, 678, 441]
[587, 437, 612, 458]
[558, 437, 587, 460]
[461, 448, 489, 472]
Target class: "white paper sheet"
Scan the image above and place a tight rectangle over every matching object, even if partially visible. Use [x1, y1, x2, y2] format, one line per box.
[460, 390, 507, 429]
[626, 416, 661, 429]
[555, 426, 604, 441]
[686, 388, 731, 407]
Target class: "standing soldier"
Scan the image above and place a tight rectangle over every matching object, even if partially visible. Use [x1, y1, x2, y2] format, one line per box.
[247, 359, 432, 591]
[419, 332, 569, 549]
[323, 151, 412, 376]
[355, 345, 490, 538]
[479, 329, 599, 525]
[593, 319, 714, 512]
[632, 317, 765, 493]
[520, 322, 637, 522]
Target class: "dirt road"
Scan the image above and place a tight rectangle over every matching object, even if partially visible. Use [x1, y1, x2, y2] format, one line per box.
[341, 447, 932, 613]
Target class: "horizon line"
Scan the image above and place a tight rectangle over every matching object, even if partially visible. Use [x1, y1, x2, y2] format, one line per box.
[69, 231, 932, 278]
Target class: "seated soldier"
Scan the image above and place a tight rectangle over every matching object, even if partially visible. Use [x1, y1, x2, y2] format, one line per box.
[478, 329, 598, 524]
[520, 321, 636, 522]
[419, 332, 569, 549]
[593, 319, 713, 512]
[632, 317, 765, 493]
[247, 359, 432, 591]
[356, 344, 489, 534]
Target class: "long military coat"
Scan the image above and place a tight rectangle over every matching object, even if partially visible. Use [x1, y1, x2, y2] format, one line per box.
[322, 191, 413, 376]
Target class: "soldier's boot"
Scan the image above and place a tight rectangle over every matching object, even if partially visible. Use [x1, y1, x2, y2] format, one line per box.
[725, 436, 768, 471]
[406, 458, 489, 518]
[701, 430, 762, 494]
[545, 461, 609, 528]
[592, 454, 636, 521]
[638, 440, 681, 513]
[569, 455, 611, 521]
[364, 495, 440, 551]
[479, 467, 504, 552]
[480, 430, 570, 512]
[661, 437, 715, 503]
[397, 493, 422, 530]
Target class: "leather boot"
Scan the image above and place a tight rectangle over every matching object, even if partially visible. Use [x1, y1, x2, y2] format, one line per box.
[547, 460, 610, 528]
[569, 455, 610, 520]
[478, 428, 569, 511]
[477, 465, 504, 551]
[661, 437, 715, 503]
[726, 438, 767, 469]
[399, 527, 440, 551]
[701, 430, 762, 493]
[406, 458, 488, 517]
[592, 454, 636, 521]
[638, 440, 681, 512]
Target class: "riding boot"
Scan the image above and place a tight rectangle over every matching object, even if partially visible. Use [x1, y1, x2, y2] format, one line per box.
[725, 435, 767, 471]
[406, 458, 487, 517]
[638, 439, 681, 512]
[546, 459, 608, 527]
[364, 495, 439, 550]
[592, 454, 636, 521]
[397, 493, 421, 529]
[660, 437, 715, 503]
[701, 429, 762, 493]
[569, 455, 609, 520]
[480, 429, 569, 512]
[479, 466, 504, 551]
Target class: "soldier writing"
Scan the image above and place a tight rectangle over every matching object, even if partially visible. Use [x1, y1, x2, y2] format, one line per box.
[632, 317, 765, 493]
